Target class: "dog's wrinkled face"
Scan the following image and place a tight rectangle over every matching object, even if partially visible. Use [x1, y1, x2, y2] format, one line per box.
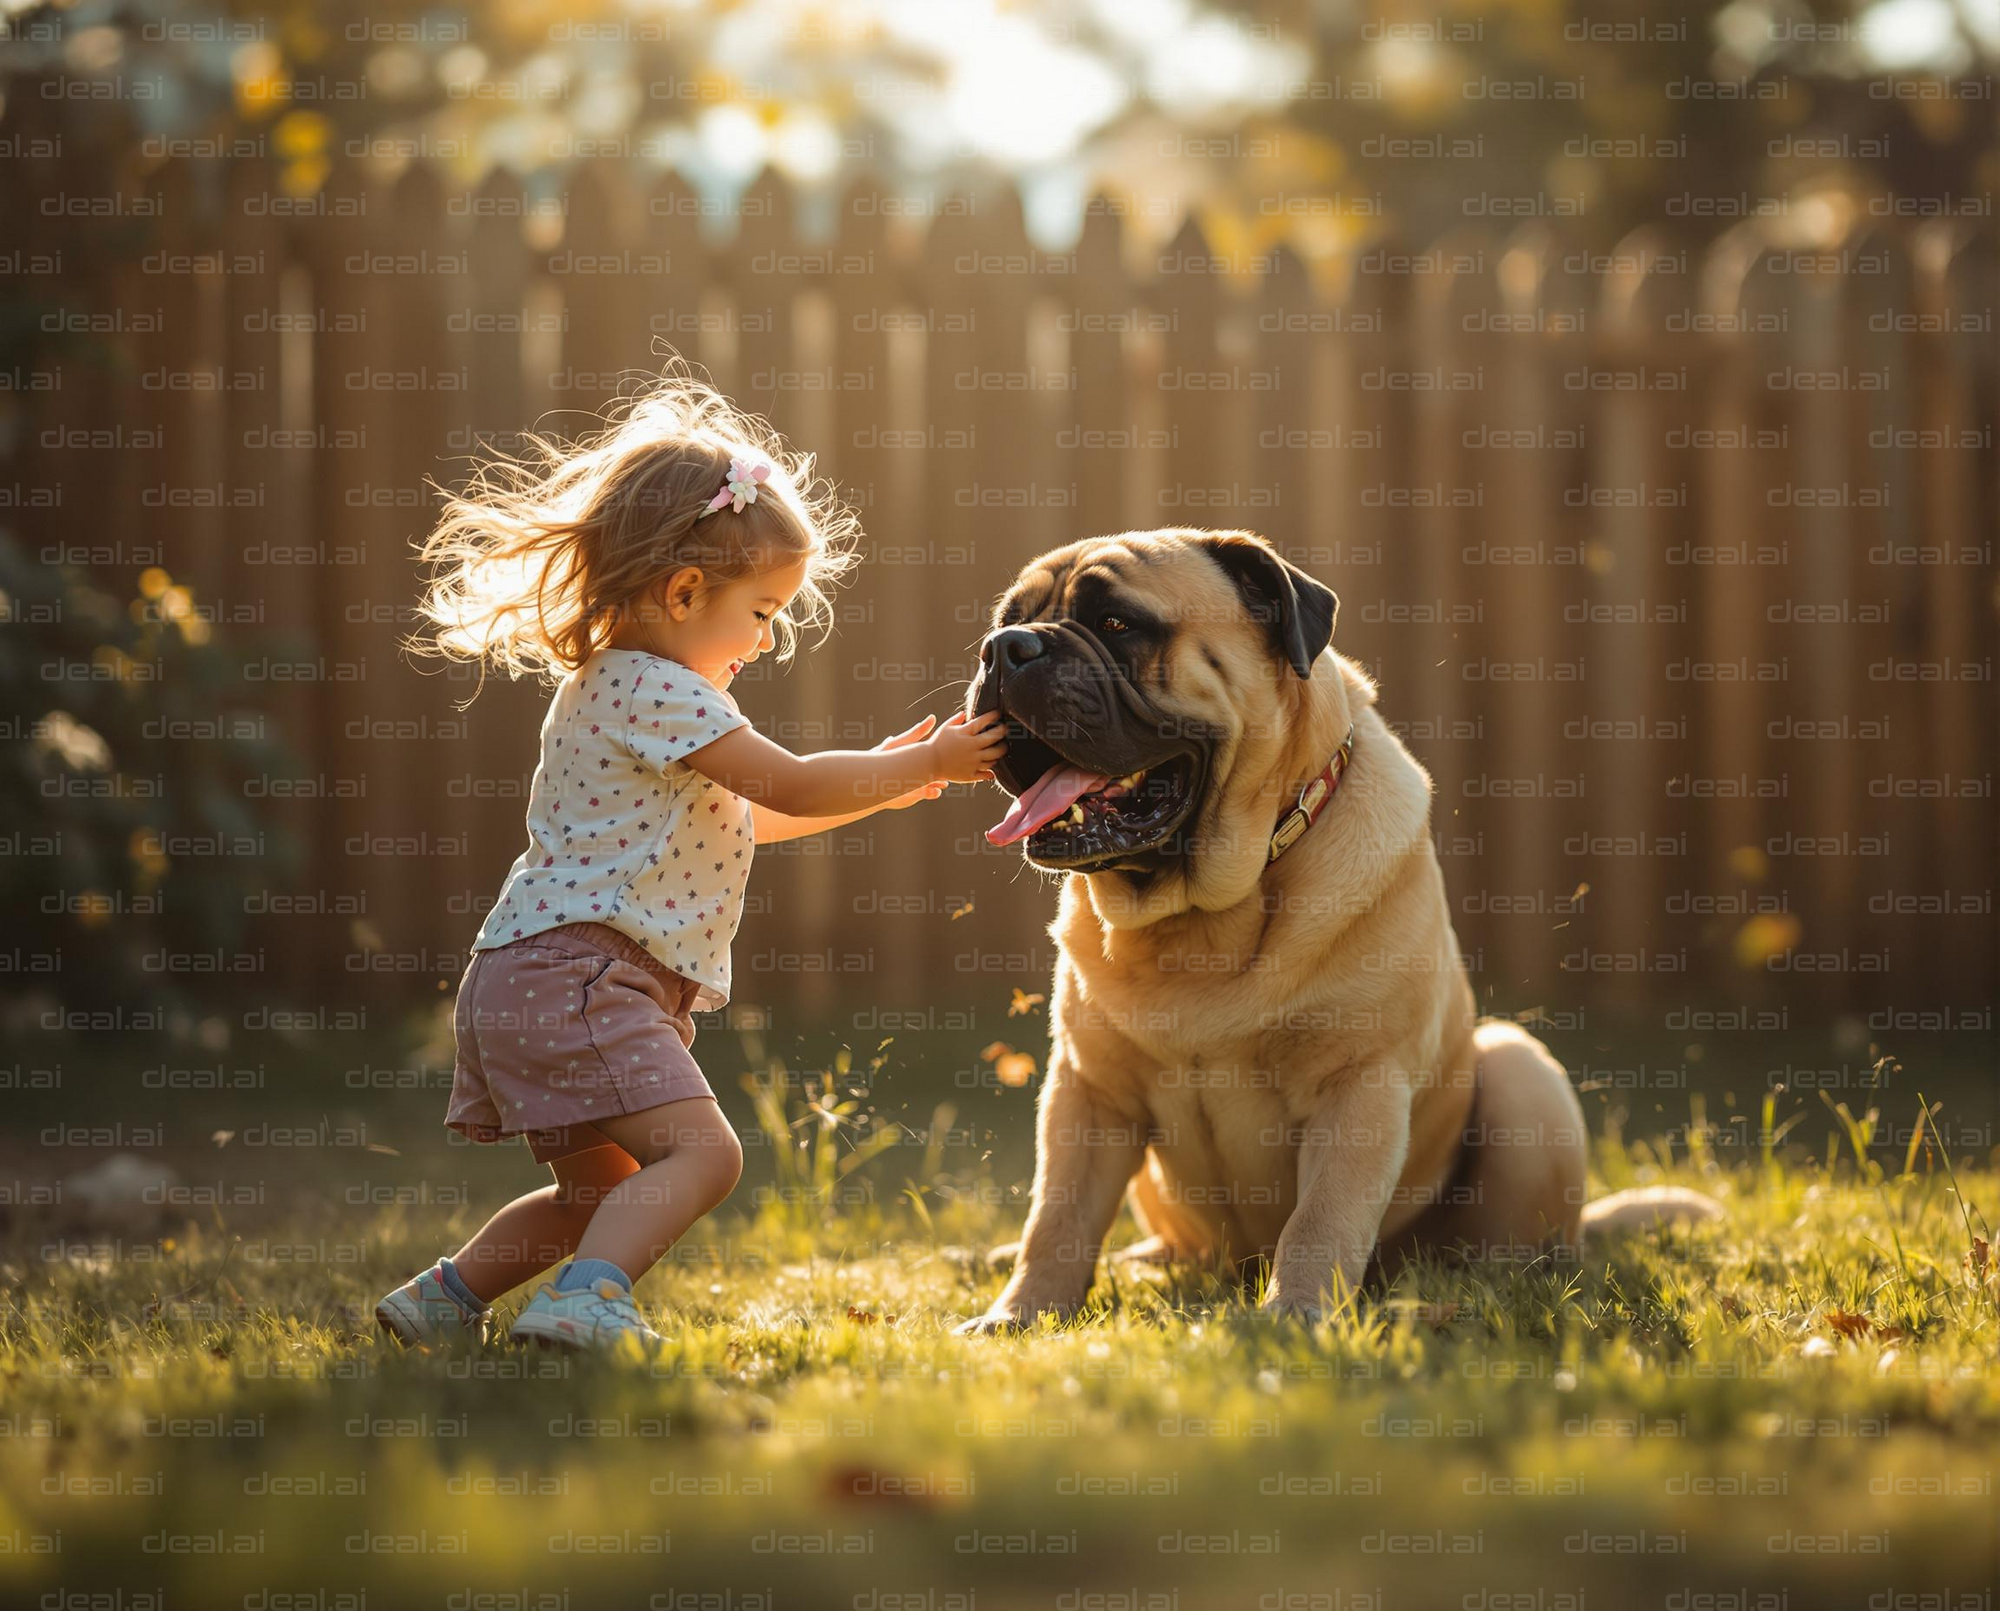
[969, 528, 1339, 885]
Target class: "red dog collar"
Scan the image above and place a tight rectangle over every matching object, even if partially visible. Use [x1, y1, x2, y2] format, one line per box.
[1268, 724, 1356, 864]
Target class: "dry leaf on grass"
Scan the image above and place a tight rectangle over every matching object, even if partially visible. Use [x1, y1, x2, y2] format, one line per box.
[821, 1462, 939, 1511]
[1823, 1309, 1910, 1343]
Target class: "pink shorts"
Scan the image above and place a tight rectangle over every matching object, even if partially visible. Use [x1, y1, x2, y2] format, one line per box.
[445, 922, 717, 1162]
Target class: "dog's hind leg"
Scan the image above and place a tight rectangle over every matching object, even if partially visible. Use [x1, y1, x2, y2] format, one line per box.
[1109, 1235, 1175, 1266]
[990, 1189, 1207, 1276]
[1467, 1018, 1591, 1251]
[1124, 1157, 1231, 1269]
[986, 1233, 1180, 1276]
[1380, 1019, 1590, 1270]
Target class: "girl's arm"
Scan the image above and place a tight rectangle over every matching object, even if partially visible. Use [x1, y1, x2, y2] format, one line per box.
[686, 709, 1004, 819]
[750, 715, 945, 844]
[749, 794, 926, 844]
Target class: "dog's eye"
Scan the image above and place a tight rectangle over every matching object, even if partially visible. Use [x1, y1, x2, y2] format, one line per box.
[1099, 614, 1129, 634]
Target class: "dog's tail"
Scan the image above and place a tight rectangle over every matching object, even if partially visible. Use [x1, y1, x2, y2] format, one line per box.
[1580, 1185, 1723, 1240]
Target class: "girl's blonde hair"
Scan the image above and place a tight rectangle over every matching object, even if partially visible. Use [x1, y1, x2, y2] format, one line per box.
[407, 359, 860, 700]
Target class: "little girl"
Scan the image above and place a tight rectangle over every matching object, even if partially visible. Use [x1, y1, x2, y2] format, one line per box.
[374, 366, 1005, 1354]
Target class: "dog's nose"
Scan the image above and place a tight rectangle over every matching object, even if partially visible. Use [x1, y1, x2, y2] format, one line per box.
[986, 627, 1044, 677]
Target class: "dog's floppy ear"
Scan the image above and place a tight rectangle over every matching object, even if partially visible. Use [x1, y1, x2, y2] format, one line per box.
[1195, 532, 1339, 680]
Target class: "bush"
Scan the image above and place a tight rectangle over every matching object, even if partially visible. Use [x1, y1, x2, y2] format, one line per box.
[0, 529, 302, 1023]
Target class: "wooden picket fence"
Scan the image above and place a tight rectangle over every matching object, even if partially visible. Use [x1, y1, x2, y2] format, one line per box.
[9, 137, 1997, 1023]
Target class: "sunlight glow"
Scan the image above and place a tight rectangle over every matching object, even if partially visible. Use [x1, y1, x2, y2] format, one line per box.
[770, 109, 842, 182]
[1085, 0, 1197, 50]
[1143, 14, 1306, 117]
[664, 0, 1306, 182]
[697, 103, 769, 184]
[945, 18, 1130, 166]
[1858, 0, 1968, 68]
[1961, 0, 2000, 51]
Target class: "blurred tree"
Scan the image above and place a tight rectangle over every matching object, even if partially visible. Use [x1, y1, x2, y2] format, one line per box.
[1, 0, 1991, 258]
[1211, 0, 2000, 255]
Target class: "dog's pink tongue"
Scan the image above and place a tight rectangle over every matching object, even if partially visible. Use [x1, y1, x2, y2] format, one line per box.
[986, 763, 1110, 846]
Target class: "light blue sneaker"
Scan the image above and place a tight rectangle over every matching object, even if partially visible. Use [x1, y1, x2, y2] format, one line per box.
[375, 1266, 489, 1345]
[510, 1278, 664, 1355]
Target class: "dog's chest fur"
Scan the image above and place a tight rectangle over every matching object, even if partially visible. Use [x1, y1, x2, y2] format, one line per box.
[1049, 711, 1479, 1253]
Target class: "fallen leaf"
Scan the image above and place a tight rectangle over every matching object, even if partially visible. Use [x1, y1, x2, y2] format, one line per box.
[821, 1462, 938, 1511]
[1825, 1309, 1872, 1339]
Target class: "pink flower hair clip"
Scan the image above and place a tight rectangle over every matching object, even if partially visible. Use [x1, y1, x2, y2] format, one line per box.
[697, 456, 772, 519]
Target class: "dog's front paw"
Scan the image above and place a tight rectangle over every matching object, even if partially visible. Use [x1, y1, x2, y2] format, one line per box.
[952, 1310, 1029, 1337]
[1259, 1288, 1328, 1325]
[953, 1288, 1082, 1336]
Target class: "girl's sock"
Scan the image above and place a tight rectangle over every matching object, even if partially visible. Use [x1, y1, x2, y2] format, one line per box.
[433, 1256, 486, 1316]
[554, 1257, 632, 1295]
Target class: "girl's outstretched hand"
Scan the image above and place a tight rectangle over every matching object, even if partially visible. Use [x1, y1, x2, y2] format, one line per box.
[877, 715, 946, 807]
[924, 709, 1007, 785]
[875, 714, 938, 752]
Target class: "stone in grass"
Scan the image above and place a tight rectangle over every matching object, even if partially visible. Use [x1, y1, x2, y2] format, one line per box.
[61, 1153, 182, 1236]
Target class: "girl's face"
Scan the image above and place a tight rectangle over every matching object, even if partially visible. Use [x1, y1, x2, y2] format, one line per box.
[652, 554, 809, 690]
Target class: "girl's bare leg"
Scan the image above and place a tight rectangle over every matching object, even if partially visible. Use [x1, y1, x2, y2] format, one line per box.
[569, 1098, 744, 1280]
[445, 1142, 641, 1305]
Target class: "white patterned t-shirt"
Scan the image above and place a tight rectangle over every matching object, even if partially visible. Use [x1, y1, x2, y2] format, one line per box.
[471, 649, 754, 1010]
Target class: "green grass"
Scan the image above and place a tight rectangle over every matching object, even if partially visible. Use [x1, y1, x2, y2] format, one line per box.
[1, 1050, 1995, 1609]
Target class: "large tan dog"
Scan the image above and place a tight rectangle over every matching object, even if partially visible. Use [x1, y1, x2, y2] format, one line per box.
[956, 529, 1715, 1333]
